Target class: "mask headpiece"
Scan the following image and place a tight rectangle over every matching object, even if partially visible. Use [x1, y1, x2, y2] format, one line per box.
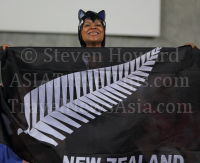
[78, 9, 106, 47]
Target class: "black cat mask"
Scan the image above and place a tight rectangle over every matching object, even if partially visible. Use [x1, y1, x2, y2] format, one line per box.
[78, 9, 106, 47]
[78, 10, 105, 22]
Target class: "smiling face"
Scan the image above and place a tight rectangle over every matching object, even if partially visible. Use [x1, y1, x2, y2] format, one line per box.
[81, 19, 104, 47]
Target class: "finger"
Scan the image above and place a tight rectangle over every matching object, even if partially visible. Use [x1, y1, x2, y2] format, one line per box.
[185, 43, 195, 49]
[2, 44, 6, 51]
[190, 43, 195, 48]
[22, 161, 29, 163]
[191, 43, 196, 48]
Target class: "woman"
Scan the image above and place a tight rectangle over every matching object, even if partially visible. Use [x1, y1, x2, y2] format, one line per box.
[78, 9, 106, 47]
[0, 9, 198, 163]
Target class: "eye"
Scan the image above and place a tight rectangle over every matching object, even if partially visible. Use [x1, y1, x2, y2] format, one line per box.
[96, 24, 102, 27]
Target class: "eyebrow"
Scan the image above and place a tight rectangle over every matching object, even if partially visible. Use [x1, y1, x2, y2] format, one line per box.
[84, 21, 92, 24]
[94, 20, 101, 23]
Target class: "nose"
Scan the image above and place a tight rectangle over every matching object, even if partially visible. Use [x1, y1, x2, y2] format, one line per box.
[90, 24, 96, 30]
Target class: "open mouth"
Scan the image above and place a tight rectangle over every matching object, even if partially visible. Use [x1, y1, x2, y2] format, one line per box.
[88, 32, 99, 35]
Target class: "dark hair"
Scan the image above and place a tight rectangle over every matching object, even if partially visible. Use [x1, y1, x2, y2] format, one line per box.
[78, 9, 106, 47]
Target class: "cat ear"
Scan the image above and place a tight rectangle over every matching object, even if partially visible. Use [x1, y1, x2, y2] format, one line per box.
[78, 9, 85, 20]
[98, 10, 105, 20]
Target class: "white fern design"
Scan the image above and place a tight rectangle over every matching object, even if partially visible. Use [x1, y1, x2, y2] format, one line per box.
[17, 47, 162, 146]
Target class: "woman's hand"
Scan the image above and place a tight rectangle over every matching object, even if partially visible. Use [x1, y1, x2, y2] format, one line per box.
[185, 43, 196, 49]
[2, 44, 11, 51]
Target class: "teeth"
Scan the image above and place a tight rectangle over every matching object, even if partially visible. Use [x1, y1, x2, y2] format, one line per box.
[89, 32, 98, 35]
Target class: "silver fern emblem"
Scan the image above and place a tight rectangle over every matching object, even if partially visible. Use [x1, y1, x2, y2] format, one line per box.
[18, 47, 162, 146]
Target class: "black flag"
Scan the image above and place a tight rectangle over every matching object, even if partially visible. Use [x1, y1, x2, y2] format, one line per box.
[0, 46, 200, 163]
